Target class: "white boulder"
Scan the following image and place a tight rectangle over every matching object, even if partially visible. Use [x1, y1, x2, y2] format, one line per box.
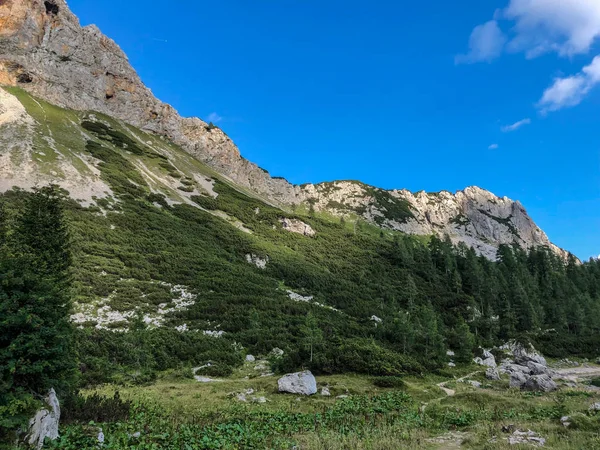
[278, 371, 317, 395]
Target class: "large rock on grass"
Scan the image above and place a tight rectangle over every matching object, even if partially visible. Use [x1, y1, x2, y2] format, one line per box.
[510, 372, 528, 388]
[278, 371, 317, 395]
[486, 367, 500, 381]
[522, 374, 558, 393]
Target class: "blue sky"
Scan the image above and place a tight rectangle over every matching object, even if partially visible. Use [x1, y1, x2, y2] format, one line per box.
[68, 0, 600, 260]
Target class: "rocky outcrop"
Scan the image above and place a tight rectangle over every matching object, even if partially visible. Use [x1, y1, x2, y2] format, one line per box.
[522, 375, 558, 393]
[486, 367, 501, 381]
[0, 0, 570, 260]
[280, 218, 316, 237]
[295, 182, 569, 260]
[277, 371, 317, 395]
[499, 342, 559, 392]
[474, 349, 497, 368]
[0, 0, 295, 204]
[26, 388, 60, 450]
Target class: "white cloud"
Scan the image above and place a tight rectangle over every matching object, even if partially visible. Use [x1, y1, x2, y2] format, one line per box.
[458, 0, 600, 62]
[207, 112, 223, 123]
[488, 143, 499, 149]
[504, 0, 600, 58]
[538, 55, 600, 112]
[455, 20, 507, 64]
[501, 118, 531, 132]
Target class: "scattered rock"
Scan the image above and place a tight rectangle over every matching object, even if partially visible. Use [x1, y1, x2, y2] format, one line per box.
[336, 395, 349, 399]
[502, 424, 516, 434]
[466, 380, 482, 388]
[500, 363, 531, 375]
[509, 372, 528, 388]
[490, 428, 545, 446]
[474, 349, 496, 368]
[252, 396, 267, 404]
[486, 367, 500, 381]
[321, 386, 331, 396]
[270, 348, 284, 358]
[98, 428, 105, 445]
[560, 416, 571, 428]
[448, 362, 456, 367]
[280, 218, 316, 237]
[278, 371, 317, 395]
[26, 389, 60, 450]
[508, 430, 546, 447]
[522, 375, 558, 393]
[446, 350, 455, 357]
[527, 361, 552, 376]
[370, 315, 383, 325]
[245, 354, 255, 362]
[589, 402, 600, 412]
[245, 254, 268, 269]
[508, 341, 547, 367]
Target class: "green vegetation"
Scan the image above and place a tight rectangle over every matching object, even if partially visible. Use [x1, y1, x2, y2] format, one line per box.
[0, 186, 77, 442]
[3, 88, 600, 447]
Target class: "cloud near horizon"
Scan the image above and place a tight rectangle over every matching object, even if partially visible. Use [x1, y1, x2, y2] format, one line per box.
[488, 143, 499, 150]
[538, 56, 600, 112]
[501, 118, 531, 132]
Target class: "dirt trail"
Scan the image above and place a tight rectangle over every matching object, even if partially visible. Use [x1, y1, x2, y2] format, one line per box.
[555, 366, 600, 379]
[436, 371, 481, 397]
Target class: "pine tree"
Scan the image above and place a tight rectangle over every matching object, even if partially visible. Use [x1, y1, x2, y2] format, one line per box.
[0, 186, 76, 422]
[300, 312, 324, 364]
[454, 318, 475, 363]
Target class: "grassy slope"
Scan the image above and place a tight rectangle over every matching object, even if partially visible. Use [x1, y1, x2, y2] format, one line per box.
[1, 87, 433, 354]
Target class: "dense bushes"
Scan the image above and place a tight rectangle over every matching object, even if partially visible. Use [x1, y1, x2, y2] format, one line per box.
[371, 376, 406, 389]
[274, 338, 423, 376]
[75, 328, 243, 386]
[62, 392, 131, 424]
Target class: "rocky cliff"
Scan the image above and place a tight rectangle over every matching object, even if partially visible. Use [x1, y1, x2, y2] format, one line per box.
[0, 0, 569, 259]
[293, 181, 567, 260]
[0, 0, 295, 203]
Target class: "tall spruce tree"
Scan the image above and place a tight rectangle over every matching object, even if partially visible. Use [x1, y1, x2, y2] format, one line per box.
[0, 186, 76, 436]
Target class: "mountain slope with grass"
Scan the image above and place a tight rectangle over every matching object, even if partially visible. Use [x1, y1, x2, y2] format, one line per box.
[0, 0, 569, 260]
[4, 3, 600, 449]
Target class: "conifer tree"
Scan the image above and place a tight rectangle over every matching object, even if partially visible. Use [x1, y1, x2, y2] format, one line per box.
[0, 186, 76, 435]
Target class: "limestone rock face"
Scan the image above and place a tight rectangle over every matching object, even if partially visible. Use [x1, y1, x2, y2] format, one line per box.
[26, 388, 60, 450]
[295, 182, 569, 260]
[0, 0, 570, 260]
[277, 371, 317, 395]
[0, 0, 295, 204]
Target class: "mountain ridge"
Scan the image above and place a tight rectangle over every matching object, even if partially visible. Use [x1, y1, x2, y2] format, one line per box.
[0, 0, 570, 259]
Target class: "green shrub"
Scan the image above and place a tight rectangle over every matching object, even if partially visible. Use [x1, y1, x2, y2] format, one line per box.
[371, 376, 406, 388]
[195, 363, 234, 378]
[62, 392, 131, 424]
